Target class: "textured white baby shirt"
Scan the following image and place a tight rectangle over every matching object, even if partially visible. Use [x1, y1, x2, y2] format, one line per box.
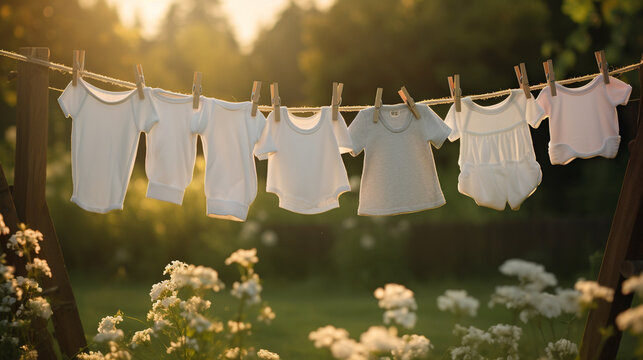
[146, 89, 203, 205]
[534, 74, 632, 165]
[58, 78, 158, 213]
[445, 89, 544, 211]
[192, 98, 267, 221]
[349, 104, 451, 215]
[254, 106, 352, 214]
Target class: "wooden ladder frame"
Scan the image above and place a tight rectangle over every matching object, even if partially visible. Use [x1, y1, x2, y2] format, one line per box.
[0, 48, 86, 359]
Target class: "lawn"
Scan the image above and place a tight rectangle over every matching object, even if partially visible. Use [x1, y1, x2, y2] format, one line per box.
[70, 274, 640, 359]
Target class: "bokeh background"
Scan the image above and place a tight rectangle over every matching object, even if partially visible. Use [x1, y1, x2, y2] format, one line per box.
[0, 0, 642, 358]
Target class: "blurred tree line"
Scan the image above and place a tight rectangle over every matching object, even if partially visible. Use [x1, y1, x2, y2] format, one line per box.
[0, 0, 641, 281]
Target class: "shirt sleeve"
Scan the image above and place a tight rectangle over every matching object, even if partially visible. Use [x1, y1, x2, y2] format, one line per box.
[249, 109, 267, 145]
[191, 97, 208, 135]
[133, 88, 160, 133]
[443, 104, 460, 142]
[332, 112, 353, 154]
[605, 76, 632, 107]
[254, 110, 278, 160]
[347, 109, 369, 156]
[532, 88, 551, 129]
[57, 81, 85, 118]
[421, 104, 451, 149]
[525, 97, 545, 129]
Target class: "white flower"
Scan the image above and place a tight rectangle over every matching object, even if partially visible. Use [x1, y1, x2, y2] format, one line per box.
[574, 279, 614, 305]
[488, 324, 521, 355]
[499, 259, 557, 291]
[227, 320, 251, 333]
[622, 273, 643, 296]
[225, 248, 259, 268]
[309, 325, 350, 348]
[0, 214, 10, 235]
[257, 349, 280, 359]
[261, 230, 278, 247]
[163, 260, 187, 276]
[130, 328, 153, 348]
[532, 292, 562, 319]
[27, 296, 52, 319]
[171, 265, 224, 292]
[453, 324, 493, 346]
[359, 326, 402, 353]
[179, 296, 211, 315]
[231, 273, 262, 305]
[166, 336, 199, 354]
[7, 228, 43, 257]
[77, 351, 105, 360]
[392, 334, 432, 360]
[616, 305, 643, 334]
[25, 258, 52, 278]
[374, 284, 417, 311]
[258, 305, 276, 324]
[106, 341, 131, 360]
[330, 338, 368, 360]
[544, 338, 578, 360]
[224, 347, 247, 359]
[489, 285, 530, 310]
[437, 289, 479, 317]
[360, 234, 375, 250]
[149, 280, 175, 301]
[383, 307, 417, 329]
[19, 347, 38, 360]
[555, 288, 582, 315]
[159, 295, 180, 309]
[94, 315, 124, 343]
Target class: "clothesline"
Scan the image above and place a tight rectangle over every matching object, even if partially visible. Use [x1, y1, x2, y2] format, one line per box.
[1, 49, 641, 113]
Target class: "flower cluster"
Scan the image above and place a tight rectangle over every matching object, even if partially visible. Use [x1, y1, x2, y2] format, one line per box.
[616, 273, 643, 355]
[374, 283, 417, 329]
[437, 289, 479, 317]
[451, 323, 521, 359]
[0, 220, 54, 360]
[79, 249, 278, 360]
[543, 338, 579, 360]
[310, 284, 431, 360]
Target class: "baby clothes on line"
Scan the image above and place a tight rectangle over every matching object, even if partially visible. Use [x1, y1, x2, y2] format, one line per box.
[254, 106, 353, 214]
[58, 77, 158, 213]
[534, 74, 632, 165]
[192, 98, 267, 221]
[349, 103, 451, 216]
[145, 89, 202, 205]
[445, 89, 544, 211]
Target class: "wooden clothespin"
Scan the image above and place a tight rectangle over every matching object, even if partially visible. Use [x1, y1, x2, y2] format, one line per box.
[514, 63, 531, 99]
[133, 64, 145, 100]
[448, 75, 461, 112]
[270, 82, 280, 122]
[594, 50, 610, 84]
[72, 50, 85, 86]
[192, 72, 202, 109]
[250, 81, 262, 117]
[543, 59, 556, 96]
[373, 88, 383, 123]
[397, 86, 420, 119]
[331, 82, 344, 121]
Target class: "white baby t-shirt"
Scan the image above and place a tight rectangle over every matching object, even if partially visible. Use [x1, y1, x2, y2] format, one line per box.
[146, 89, 202, 205]
[349, 104, 451, 216]
[445, 89, 544, 211]
[58, 78, 158, 213]
[254, 106, 353, 214]
[534, 74, 632, 165]
[192, 98, 267, 221]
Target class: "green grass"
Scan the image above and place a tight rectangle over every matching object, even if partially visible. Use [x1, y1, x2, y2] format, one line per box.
[71, 274, 642, 359]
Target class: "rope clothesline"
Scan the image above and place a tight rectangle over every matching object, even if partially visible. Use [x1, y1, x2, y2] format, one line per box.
[2, 49, 642, 113]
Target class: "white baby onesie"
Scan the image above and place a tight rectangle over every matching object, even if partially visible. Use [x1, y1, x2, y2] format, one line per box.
[445, 89, 544, 211]
[534, 74, 632, 165]
[192, 98, 267, 221]
[146, 89, 203, 205]
[58, 78, 158, 213]
[254, 106, 353, 214]
[349, 104, 451, 216]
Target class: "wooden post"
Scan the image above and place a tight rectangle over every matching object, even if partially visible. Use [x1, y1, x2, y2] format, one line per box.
[580, 60, 643, 359]
[13, 47, 87, 359]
